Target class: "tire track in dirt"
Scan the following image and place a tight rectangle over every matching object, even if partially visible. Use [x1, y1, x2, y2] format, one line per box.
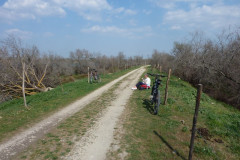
[0, 67, 145, 160]
[64, 67, 146, 160]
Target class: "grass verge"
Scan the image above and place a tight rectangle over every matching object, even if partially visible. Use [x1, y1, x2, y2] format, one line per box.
[0, 67, 137, 142]
[111, 67, 240, 160]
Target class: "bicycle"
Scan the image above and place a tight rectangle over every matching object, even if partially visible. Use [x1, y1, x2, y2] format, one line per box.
[147, 73, 166, 115]
[90, 69, 101, 83]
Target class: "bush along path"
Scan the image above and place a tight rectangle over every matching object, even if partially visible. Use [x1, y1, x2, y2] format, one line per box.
[0, 66, 145, 160]
[0, 68, 145, 159]
[108, 67, 240, 160]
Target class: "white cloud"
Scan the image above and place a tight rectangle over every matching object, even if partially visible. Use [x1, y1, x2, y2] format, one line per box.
[148, 0, 176, 9]
[43, 32, 54, 37]
[164, 4, 240, 29]
[148, 0, 223, 9]
[171, 25, 181, 30]
[114, 7, 137, 15]
[5, 28, 32, 39]
[143, 9, 152, 15]
[124, 9, 137, 15]
[0, 0, 137, 22]
[81, 25, 153, 38]
[53, 0, 111, 10]
[161, 3, 176, 9]
[0, 0, 66, 21]
[129, 19, 137, 26]
[115, 7, 125, 13]
[0, 0, 111, 21]
[82, 25, 127, 34]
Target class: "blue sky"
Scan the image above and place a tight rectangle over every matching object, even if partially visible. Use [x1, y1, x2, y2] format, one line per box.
[0, 0, 240, 57]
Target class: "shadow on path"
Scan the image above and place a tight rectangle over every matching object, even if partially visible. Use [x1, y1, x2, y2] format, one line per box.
[153, 130, 187, 160]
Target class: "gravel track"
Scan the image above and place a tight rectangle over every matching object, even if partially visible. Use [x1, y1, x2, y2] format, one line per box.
[65, 67, 145, 160]
[0, 67, 145, 160]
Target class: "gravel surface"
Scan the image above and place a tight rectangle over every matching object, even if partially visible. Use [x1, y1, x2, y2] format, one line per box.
[65, 67, 145, 160]
[0, 67, 145, 160]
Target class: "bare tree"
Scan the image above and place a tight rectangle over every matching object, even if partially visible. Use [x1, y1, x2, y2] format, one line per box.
[70, 49, 95, 74]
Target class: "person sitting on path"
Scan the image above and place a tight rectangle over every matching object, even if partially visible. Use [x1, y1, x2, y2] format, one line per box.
[132, 74, 151, 90]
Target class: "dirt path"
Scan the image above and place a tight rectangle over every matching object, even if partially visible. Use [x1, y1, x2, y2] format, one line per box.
[0, 67, 145, 160]
[65, 67, 145, 160]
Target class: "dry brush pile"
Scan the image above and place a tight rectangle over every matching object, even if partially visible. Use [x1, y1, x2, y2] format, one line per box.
[0, 36, 63, 101]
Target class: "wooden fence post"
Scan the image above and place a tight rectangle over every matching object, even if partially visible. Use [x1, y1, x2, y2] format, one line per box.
[164, 68, 171, 105]
[188, 84, 203, 160]
[159, 66, 162, 73]
[88, 67, 90, 83]
[22, 62, 27, 107]
[59, 73, 64, 92]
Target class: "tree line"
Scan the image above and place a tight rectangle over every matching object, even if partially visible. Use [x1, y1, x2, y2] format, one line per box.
[0, 35, 147, 103]
[151, 28, 240, 109]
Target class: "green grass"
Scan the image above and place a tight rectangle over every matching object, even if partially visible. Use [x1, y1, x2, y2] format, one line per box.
[0, 67, 137, 142]
[113, 67, 240, 160]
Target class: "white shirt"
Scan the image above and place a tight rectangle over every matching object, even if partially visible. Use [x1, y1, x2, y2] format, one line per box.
[143, 77, 151, 87]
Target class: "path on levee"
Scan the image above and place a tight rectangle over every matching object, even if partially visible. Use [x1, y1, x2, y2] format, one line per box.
[0, 66, 146, 160]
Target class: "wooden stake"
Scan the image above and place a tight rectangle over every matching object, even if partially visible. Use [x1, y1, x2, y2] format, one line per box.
[164, 69, 171, 105]
[188, 84, 203, 160]
[88, 67, 90, 83]
[59, 73, 64, 92]
[22, 62, 27, 107]
[112, 59, 114, 72]
[160, 66, 162, 73]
